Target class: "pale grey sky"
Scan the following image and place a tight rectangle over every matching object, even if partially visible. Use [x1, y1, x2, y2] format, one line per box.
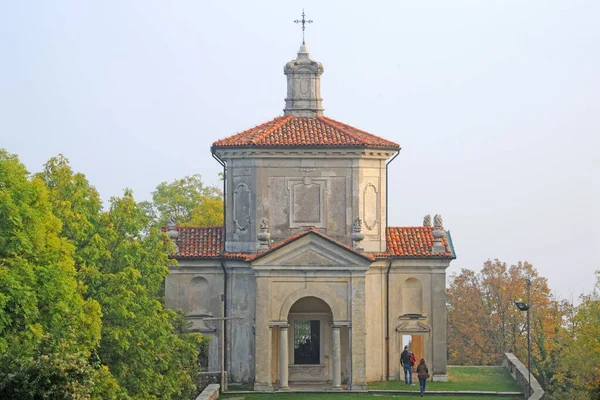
[1, 1, 598, 298]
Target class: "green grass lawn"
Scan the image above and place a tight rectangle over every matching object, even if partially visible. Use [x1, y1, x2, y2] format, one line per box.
[368, 366, 521, 392]
[221, 395, 518, 400]
[222, 366, 522, 399]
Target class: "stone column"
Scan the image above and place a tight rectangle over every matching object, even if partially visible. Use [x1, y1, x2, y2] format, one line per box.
[279, 325, 290, 390]
[332, 325, 342, 390]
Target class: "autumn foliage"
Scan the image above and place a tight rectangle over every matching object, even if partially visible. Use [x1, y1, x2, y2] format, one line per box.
[447, 260, 600, 399]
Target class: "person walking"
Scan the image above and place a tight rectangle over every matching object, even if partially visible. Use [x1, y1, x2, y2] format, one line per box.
[410, 351, 417, 372]
[416, 358, 429, 397]
[400, 346, 414, 385]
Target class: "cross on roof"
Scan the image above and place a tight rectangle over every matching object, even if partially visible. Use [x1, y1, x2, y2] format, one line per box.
[294, 9, 313, 44]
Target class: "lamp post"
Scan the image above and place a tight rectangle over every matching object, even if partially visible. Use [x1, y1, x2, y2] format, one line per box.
[515, 278, 532, 398]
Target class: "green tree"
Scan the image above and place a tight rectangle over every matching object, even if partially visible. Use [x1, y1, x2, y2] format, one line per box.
[38, 156, 206, 399]
[140, 174, 223, 228]
[0, 150, 102, 399]
[568, 271, 600, 398]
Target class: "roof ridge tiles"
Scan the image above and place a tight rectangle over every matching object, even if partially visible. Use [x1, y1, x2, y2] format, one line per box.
[212, 115, 400, 148]
[320, 115, 400, 148]
[249, 115, 293, 145]
[316, 115, 366, 146]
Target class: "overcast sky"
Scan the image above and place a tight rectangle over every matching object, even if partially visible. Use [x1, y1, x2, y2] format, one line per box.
[1, 1, 598, 299]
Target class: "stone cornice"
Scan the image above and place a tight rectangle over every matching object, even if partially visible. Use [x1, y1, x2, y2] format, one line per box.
[388, 258, 453, 269]
[214, 148, 396, 160]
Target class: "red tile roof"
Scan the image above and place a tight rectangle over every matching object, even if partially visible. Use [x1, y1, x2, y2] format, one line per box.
[386, 226, 454, 258]
[166, 226, 454, 260]
[166, 226, 224, 259]
[212, 115, 400, 149]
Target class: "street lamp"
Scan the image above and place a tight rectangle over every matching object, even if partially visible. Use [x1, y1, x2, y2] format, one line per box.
[514, 278, 532, 398]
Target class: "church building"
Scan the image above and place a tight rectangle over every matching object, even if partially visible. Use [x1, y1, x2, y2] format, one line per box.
[164, 39, 456, 391]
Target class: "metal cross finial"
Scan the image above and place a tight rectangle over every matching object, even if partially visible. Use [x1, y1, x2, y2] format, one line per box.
[294, 9, 313, 44]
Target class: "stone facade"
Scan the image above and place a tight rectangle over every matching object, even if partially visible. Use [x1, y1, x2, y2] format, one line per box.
[217, 148, 391, 253]
[164, 41, 455, 390]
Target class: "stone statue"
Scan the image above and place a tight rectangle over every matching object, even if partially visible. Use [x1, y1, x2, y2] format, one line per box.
[352, 217, 363, 233]
[431, 214, 445, 253]
[351, 217, 364, 252]
[260, 218, 269, 231]
[423, 214, 432, 227]
[257, 218, 270, 250]
[166, 215, 179, 251]
[433, 214, 443, 228]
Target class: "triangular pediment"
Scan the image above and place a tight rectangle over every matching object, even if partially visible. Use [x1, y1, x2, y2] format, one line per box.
[251, 232, 371, 270]
[396, 320, 431, 333]
[286, 249, 339, 266]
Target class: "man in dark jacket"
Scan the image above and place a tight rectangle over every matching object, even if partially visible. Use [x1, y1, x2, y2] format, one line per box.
[401, 346, 414, 385]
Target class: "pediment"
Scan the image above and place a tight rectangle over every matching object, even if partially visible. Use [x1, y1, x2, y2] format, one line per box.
[396, 320, 431, 333]
[187, 317, 217, 333]
[286, 249, 339, 266]
[251, 233, 371, 270]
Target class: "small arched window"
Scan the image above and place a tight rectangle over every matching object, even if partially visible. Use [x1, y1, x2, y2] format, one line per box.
[187, 276, 210, 316]
[402, 278, 423, 315]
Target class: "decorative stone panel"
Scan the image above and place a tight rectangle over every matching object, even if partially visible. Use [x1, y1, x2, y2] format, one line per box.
[286, 177, 328, 228]
[402, 278, 423, 315]
[362, 183, 379, 231]
[187, 276, 211, 316]
[233, 182, 251, 231]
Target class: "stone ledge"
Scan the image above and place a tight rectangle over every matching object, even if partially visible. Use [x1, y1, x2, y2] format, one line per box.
[226, 389, 522, 396]
[503, 352, 545, 400]
[196, 384, 220, 400]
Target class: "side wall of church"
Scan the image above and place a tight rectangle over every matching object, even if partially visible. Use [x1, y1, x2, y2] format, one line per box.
[227, 262, 256, 383]
[165, 260, 225, 375]
[365, 259, 450, 381]
[388, 259, 450, 381]
[388, 266, 432, 381]
[165, 260, 257, 384]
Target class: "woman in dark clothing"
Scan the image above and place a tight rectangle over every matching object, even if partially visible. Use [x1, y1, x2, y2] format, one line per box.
[416, 359, 429, 397]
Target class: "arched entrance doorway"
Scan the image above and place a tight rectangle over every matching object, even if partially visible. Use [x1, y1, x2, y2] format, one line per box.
[272, 296, 348, 390]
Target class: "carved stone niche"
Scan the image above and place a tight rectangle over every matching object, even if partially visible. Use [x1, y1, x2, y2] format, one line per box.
[362, 183, 379, 231]
[233, 182, 251, 231]
[286, 177, 328, 229]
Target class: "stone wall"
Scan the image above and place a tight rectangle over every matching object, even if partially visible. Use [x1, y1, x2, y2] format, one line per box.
[165, 260, 256, 383]
[216, 148, 394, 253]
[502, 353, 545, 400]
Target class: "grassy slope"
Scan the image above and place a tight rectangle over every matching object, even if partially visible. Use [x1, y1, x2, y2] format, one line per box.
[368, 366, 521, 392]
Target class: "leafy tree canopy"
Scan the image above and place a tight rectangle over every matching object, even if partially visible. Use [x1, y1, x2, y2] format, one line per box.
[1, 152, 208, 399]
[140, 174, 223, 229]
[0, 150, 102, 398]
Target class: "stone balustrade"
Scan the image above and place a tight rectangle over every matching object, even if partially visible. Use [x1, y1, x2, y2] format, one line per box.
[502, 353, 545, 400]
